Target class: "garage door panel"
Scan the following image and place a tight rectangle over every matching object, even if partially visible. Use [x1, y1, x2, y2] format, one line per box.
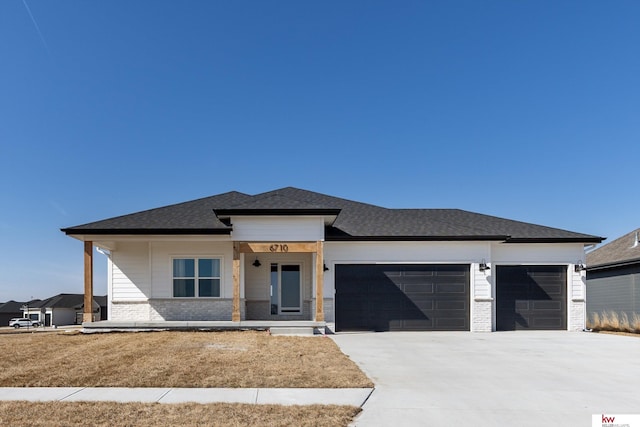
[407, 300, 435, 311]
[538, 284, 563, 296]
[531, 300, 563, 311]
[404, 283, 435, 293]
[496, 265, 567, 331]
[336, 264, 470, 331]
[436, 283, 467, 294]
[436, 300, 467, 310]
[404, 294, 435, 304]
[371, 299, 403, 310]
[403, 269, 435, 276]
[435, 265, 469, 277]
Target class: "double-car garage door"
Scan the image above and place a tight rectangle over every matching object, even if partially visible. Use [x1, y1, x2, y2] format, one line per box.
[335, 264, 568, 331]
[335, 264, 470, 331]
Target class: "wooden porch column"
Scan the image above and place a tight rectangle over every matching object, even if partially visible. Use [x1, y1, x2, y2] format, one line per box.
[315, 241, 325, 321]
[232, 242, 241, 322]
[83, 241, 94, 323]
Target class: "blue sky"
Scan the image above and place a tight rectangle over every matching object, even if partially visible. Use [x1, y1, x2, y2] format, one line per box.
[1, 1, 638, 301]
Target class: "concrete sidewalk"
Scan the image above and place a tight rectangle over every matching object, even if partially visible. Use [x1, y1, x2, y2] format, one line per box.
[0, 387, 373, 406]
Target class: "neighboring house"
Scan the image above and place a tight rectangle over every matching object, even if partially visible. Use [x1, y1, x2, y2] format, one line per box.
[61, 187, 602, 332]
[75, 295, 108, 324]
[23, 294, 104, 326]
[0, 300, 38, 326]
[586, 228, 640, 322]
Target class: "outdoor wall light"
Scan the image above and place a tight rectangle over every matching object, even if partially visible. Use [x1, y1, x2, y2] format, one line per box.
[574, 260, 586, 273]
[479, 259, 490, 271]
[323, 263, 329, 272]
[252, 258, 261, 267]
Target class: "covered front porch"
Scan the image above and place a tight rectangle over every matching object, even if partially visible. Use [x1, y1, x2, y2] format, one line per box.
[79, 240, 326, 326]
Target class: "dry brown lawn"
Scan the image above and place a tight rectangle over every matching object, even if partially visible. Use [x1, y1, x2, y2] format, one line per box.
[0, 401, 361, 427]
[0, 331, 372, 388]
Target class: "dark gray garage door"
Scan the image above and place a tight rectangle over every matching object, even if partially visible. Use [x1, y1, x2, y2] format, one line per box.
[335, 264, 470, 331]
[496, 265, 567, 331]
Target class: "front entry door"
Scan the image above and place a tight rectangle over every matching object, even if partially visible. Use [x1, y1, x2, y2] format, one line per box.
[270, 263, 301, 314]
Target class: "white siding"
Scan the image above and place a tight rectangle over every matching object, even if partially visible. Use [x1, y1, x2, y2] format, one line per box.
[231, 216, 324, 241]
[473, 264, 492, 299]
[491, 243, 584, 264]
[149, 241, 233, 299]
[112, 242, 150, 301]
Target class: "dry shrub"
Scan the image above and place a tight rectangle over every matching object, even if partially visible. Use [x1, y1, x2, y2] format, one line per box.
[587, 312, 600, 330]
[632, 314, 640, 334]
[589, 311, 640, 334]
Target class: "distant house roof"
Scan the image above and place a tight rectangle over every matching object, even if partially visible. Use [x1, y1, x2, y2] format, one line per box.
[0, 300, 38, 313]
[93, 295, 107, 308]
[30, 294, 88, 310]
[61, 187, 603, 243]
[587, 228, 640, 270]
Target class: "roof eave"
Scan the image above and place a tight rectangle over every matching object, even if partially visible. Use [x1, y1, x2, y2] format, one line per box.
[60, 228, 232, 236]
[325, 235, 509, 242]
[214, 208, 342, 216]
[504, 237, 604, 244]
[587, 257, 640, 271]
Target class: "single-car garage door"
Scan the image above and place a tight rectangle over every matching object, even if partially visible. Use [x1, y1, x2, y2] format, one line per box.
[496, 265, 567, 331]
[335, 264, 470, 331]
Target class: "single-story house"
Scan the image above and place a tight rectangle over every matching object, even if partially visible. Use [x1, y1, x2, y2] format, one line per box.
[23, 293, 104, 326]
[0, 300, 38, 326]
[586, 228, 640, 322]
[62, 187, 603, 332]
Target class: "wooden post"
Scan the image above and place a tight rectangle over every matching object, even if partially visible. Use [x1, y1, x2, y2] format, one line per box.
[232, 242, 241, 322]
[83, 241, 94, 323]
[315, 241, 325, 321]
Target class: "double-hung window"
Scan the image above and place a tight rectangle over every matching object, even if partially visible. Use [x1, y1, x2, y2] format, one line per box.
[173, 258, 221, 297]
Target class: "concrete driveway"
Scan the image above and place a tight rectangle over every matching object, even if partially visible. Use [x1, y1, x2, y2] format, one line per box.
[331, 331, 640, 427]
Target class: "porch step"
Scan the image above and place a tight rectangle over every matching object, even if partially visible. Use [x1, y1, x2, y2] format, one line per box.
[269, 326, 315, 336]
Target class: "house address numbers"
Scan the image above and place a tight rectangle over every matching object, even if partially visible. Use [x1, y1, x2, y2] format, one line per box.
[269, 244, 289, 253]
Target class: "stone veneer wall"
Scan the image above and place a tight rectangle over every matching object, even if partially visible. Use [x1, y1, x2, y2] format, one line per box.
[110, 299, 245, 321]
[322, 298, 334, 322]
[569, 300, 585, 331]
[472, 299, 493, 332]
[111, 301, 151, 322]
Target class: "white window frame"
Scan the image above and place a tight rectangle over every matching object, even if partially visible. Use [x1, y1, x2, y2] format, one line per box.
[172, 257, 222, 298]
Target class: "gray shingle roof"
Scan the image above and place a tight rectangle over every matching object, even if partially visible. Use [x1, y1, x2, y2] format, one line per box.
[0, 300, 35, 313]
[62, 187, 603, 243]
[31, 294, 86, 309]
[62, 191, 251, 234]
[587, 228, 640, 269]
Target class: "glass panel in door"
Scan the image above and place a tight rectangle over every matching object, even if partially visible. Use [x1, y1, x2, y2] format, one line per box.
[280, 264, 301, 313]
